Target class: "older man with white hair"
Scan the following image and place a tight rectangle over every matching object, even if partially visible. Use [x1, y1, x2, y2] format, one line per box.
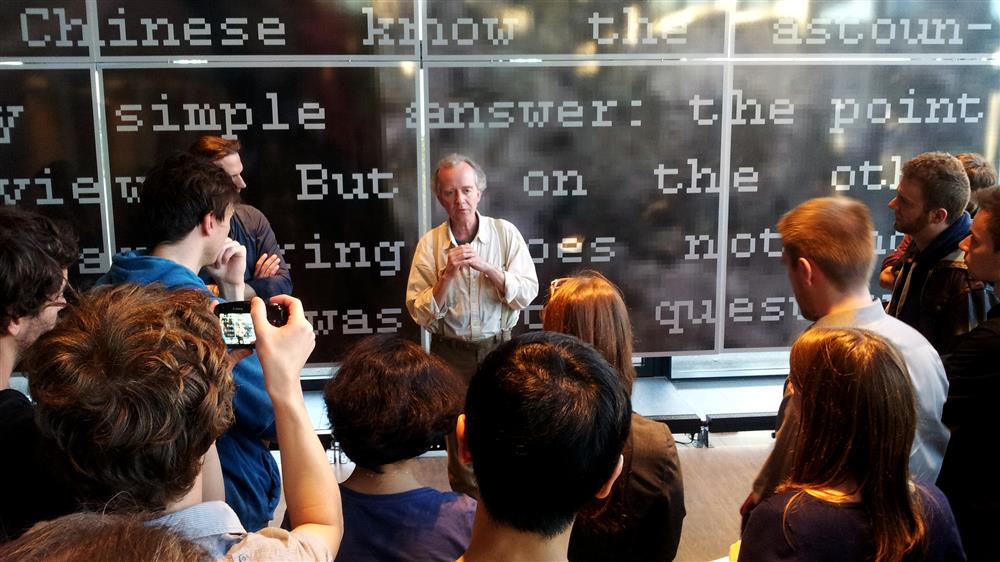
[405, 154, 538, 497]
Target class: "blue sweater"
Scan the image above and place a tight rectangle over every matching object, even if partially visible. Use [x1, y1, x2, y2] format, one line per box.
[97, 251, 281, 531]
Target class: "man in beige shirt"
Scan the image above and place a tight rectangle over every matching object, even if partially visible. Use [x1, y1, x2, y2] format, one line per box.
[406, 154, 538, 496]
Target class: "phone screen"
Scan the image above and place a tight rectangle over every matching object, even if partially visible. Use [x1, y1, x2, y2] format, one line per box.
[219, 311, 256, 347]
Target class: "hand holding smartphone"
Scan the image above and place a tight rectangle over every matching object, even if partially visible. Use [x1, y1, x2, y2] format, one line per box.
[250, 295, 317, 399]
[215, 300, 288, 348]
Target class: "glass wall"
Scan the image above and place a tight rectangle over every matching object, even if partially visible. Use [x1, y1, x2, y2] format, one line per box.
[2, 0, 997, 368]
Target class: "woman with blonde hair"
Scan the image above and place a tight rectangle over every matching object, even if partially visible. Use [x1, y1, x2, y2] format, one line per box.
[739, 328, 964, 562]
[543, 271, 685, 561]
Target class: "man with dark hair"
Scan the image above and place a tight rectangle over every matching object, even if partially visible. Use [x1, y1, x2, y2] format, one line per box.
[740, 196, 950, 525]
[0, 207, 78, 541]
[1, 208, 78, 385]
[324, 335, 476, 561]
[406, 153, 538, 497]
[936, 184, 1000, 560]
[455, 332, 630, 561]
[885, 151, 996, 352]
[190, 136, 291, 300]
[97, 152, 279, 531]
[880, 152, 998, 288]
[27, 285, 343, 559]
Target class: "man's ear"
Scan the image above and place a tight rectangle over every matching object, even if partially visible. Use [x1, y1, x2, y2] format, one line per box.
[200, 212, 216, 235]
[455, 413, 473, 464]
[6, 317, 22, 337]
[929, 207, 949, 226]
[595, 454, 624, 499]
[794, 256, 815, 286]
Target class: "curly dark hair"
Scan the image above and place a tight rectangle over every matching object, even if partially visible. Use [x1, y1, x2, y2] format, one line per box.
[27, 284, 235, 512]
[0, 207, 78, 328]
[325, 335, 463, 472]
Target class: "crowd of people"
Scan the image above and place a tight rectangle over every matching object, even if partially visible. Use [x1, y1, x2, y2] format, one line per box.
[0, 142, 996, 561]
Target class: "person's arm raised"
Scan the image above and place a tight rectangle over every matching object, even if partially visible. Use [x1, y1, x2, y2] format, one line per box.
[251, 295, 343, 552]
[206, 239, 247, 301]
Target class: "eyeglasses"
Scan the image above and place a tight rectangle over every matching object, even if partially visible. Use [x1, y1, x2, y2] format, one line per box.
[45, 280, 78, 316]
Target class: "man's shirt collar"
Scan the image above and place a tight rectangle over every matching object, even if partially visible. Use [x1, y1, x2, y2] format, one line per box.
[447, 212, 489, 247]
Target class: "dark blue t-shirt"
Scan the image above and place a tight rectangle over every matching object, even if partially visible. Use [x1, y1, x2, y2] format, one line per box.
[336, 486, 476, 562]
[739, 485, 965, 561]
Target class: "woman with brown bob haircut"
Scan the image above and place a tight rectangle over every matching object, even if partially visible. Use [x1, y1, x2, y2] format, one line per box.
[542, 271, 685, 561]
[739, 328, 964, 562]
[323, 335, 476, 562]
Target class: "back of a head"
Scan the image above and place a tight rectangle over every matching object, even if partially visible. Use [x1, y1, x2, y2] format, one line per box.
[542, 271, 636, 393]
[788, 327, 915, 490]
[786, 328, 923, 562]
[465, 331, 631, 537]
[776, 196, 875, 292]
[324, 335, 463, 472]
[139, 151, 238, 248]
[0, 512, 211, 562]
[0, 207, 78, 328]
[27, 283, 235, 512]
[903, 152, 970, 225]
[958, 152, 998, 191]
[189, 135, 241, 162]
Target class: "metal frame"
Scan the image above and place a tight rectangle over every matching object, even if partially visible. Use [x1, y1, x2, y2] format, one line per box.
[2, 0, 997, 372]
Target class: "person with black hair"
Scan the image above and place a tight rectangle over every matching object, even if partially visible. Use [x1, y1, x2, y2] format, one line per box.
[456, 332, 631, 562]
[0, 207, 78, 541]
[325, 335, 476, 561]
[937, 184, 1000, 559]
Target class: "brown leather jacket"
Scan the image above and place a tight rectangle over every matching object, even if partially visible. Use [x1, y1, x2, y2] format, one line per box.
[887, 247, 998, 354]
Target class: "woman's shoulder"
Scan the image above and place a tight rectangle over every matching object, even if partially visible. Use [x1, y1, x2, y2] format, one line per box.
[627, 414, 682, 486]
[757, 491, 869, 544]
[911, 483, 966, 561]
[739, 491, 871, 561]
[628, 414, 676, 458]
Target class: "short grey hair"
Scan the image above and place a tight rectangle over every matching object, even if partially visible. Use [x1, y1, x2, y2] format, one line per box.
[432, 154, 487, 195]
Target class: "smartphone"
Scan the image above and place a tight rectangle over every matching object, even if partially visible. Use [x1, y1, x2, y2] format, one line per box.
[215, 301, 288, 348]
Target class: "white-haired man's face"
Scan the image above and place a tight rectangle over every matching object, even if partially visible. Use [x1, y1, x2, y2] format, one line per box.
[435, 162, 481, 225]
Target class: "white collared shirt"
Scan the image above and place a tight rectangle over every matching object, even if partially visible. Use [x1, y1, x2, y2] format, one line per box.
[406, 213, 538, 341]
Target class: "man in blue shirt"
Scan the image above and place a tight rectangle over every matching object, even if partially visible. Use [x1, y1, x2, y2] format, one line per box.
[97, 152, 280, 531]
[190, 135, 292, 301]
